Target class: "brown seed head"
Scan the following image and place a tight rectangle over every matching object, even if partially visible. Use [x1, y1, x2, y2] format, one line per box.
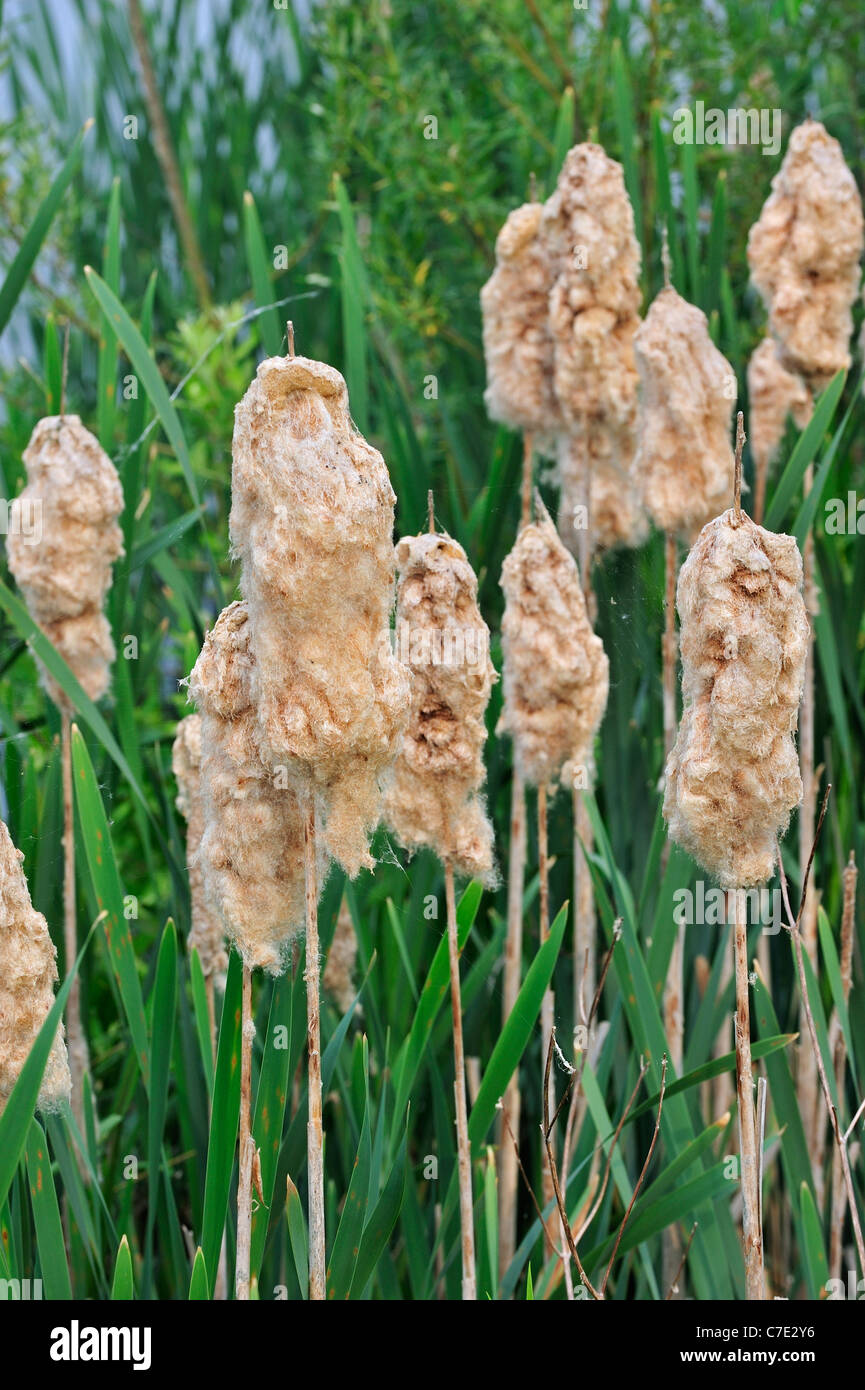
[230, 355, 410, 877]
[0, 818, 70, 1114]
[634, 286, 737, 538]
[172, 713, 229, 979]
[499, 506, 609, 790]
[384, 532, 497, 883]
[6, 416, 123, 704]
[746, 336, 813, 475]
[747, 119, 864, 389]
[663, 510, 809, 887]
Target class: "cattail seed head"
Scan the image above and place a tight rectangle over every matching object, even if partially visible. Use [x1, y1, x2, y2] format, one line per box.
[499, 505, 608, 790]
[555, 431, 648, 555]
[230, 355, 410, 877]
[663, 509, 809, 887]
[172, 713, 228, 980]
[543, 143, 642, 430]
[480, 200, 560, 439]
[188, 601, 311, 976]
[746, 336, 813, 476]
[747, 119, 864, 389]
[634, 286, 737, 538]
[384, 532, 497, 884]
[6, 416, 124, 705]
[0, 817, 70, 1114]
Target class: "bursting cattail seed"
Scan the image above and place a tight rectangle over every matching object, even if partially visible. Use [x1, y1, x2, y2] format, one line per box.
[480, 200, 560, 442]
[172, 713, 229, 980]
[747, 119, 864, 390]
[664, 509, 809, 887]
[230, 355, 410, 877]
[0, 817, 71, 1115]
[6, 416, 124, 704]
[384, 532, 497, 884]
[634, 286, 737, 539]
[499, 504, 609, 790]
[188, 601, 311, 975]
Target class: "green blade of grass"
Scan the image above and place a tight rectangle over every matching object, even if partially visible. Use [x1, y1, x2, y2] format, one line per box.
[97, 177, 122, 449]
[145, 921, 178, 1286]
[110, 1234, 135, 1300]
[201, 950, 243, 1282]
[243, 190, 283, 356]
[764, 370, 846, 531]
[188, 1247, 210, 1300]
[25, 1118, 71, 1299]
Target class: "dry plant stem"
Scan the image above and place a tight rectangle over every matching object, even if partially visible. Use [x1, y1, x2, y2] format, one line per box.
[127, 0, 211, 309]
[537, 785, 556, 1255]
[304, 799, 326, 1302]
[498, 769, 526, 1279]
[542, 1032, 601, 1300]
[572, 788, 595, 1049]
[797, 471, 820, 1192]
[666, 1223, 698, 1299]
[830, 853, 857, 1279]
[661, 533, 682, 1293]
[733, 891, 765, 1300]
[600, 1055, 667, 1295]
[61, 709, 87, 1137]
[521, 433, 533, 529]
[777, 799, 865, 1277]
[235, 964, 254, 1300]
[445, 862, 477, 1300]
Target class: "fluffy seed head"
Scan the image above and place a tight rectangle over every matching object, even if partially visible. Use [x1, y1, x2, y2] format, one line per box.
[555, 431, 648, 555]
[747, 119, 864, 389]
[480, 201, 560, 439]
[499, 506, 609, 790]
[6, 416, 124, 704]
[188, 601, 311, 976]
[0, 818, 70, 1115]
[663, 510, 808, 887]
[543, 143, 642, 430]
[384, 532, 497, 883]
[230, 355, 410, 877]
[746, 336, 813, 474]
[634, 286, 737, 538]
[172, 713, 228, 979]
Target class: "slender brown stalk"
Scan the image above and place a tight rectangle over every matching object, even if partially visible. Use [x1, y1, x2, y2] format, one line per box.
[521, 433, 533, 529]
[666, 1224, 698, 1299]
[733, 889, 765, 1299]
[601, 1055, 667, 1295]
[61, 710, 87, 1137]
[304, 798, 326, 1301]
[797, 476, 821, 1194]
[542, 1030, 602, 1300]
[127, 0, 211, 309]
[661, 530, 683, 1303]
[537, 786, 556, 1255]
[235, 964, 254, 1300]
[498, 768, 526, 1279]
[830, 852, 857, 1279]
[445, 862, 477, 1299]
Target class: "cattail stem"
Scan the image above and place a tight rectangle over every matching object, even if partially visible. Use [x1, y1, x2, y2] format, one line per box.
[498, 769, 526, 1279]
[797, 470, 821, 1194]
[538, 786, 555, 1249]
[830, 852, 857, 1279]
[733, 893, 764, 1299]
[521, 433, 533, 529]
[444, 861, 476, 1300]
[304, 797, 326, 1301]
[61, 710, 87, 1137]
[235, 963, 254, 1300]
[661, 529, 684, 1299]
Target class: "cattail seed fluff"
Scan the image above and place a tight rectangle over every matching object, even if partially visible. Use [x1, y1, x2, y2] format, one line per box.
[188, 601, 309, 975]
[6, 416, 123, 704]
[499, 507, 608, 790]
[747, 336, 812, 478]
[480, 201, 560, 439]
[634, 286, 737, 538]
[172, 713, 228, 979]
[384, 533, 497, 884]
[230, 356, 410, 877]
[0, 818, 70, 1114]
[747, 119, 864, 389]
[663, 510, 808, 887]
